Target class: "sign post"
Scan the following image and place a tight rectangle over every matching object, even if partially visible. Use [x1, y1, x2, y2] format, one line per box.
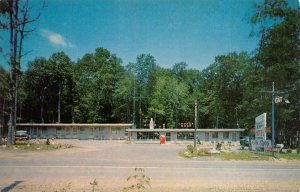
[194, 101, 198, 148]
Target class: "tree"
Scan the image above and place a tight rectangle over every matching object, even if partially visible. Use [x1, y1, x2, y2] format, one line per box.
[172, 62, 187, 82]
[126, 54, 157, 127]
[0, 67, 9, 141]
[1, 0, 44, 145]
[112, 71, 134, 123]
[201, 52, 254, 129]
[148, 69, 189, 128]
[0, 0, 44, 145]
[22, 57, 52, 123]
[73, 48, 124, 123]
[251, 0, 300, 145]
[48, 52, 73, 123]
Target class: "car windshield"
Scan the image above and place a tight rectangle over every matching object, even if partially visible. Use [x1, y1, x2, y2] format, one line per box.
[16, 131, 27, 135]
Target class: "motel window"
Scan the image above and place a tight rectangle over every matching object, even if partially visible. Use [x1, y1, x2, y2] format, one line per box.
[223, 132, 229, 139]
[177, 132, 194, 140]
[112, 128, 118, 134]
[211, 132, 218, 139]
[137, 132, 159, 140]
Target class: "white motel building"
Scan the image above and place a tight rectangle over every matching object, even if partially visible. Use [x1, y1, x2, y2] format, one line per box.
[16, 123, 244, 144]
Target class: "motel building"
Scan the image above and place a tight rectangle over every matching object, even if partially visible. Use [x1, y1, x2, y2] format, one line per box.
[16, 123, 244, 145]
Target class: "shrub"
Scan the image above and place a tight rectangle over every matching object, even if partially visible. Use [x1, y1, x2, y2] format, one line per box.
[122, 168, 151, 192]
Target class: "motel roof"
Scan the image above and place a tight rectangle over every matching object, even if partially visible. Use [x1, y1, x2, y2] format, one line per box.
[17, 123, 133, 128]
[126, 128, 245, 132]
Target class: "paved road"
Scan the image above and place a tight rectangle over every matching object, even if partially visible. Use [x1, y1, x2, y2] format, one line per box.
[0, 140, 300, 192]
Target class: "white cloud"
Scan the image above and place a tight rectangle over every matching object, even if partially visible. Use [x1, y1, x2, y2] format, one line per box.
[40, 29, 75, 48]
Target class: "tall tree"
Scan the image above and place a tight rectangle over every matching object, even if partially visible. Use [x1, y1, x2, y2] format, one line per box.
[0, 67, 9, 141]
[48, 52, 73, 123]
[126, 54, 157, 127]
[23, 57, 52, 123]
[251, 0, 300, 145]
[149, 73, 189, 128]
[1, 0, 44, 145]
[73, 48, 124, 123]
[201, 52, 254, 129]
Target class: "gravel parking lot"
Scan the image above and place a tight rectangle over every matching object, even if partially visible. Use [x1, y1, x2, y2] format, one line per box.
[0, 139, 300, 192]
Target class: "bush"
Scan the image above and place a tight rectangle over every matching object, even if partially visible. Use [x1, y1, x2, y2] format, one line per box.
[122, 168, 151, 192]
[187, 145, 196, 153]
[183, 145, 210, 158]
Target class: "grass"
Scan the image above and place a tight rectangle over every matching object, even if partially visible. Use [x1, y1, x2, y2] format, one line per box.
[219, 150, 269, 161]
[7, 141, 72, 151]
[179, 145, 300, 161]
[279, 153, 300, 160]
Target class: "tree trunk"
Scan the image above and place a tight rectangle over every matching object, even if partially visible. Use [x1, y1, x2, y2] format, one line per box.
[41, 94, 44, 124]
[58, 84, 61, 123]
[298, 84, 300, 148]
[7, 0, 19, 146]
[0, 94, 3, 144]
[8, 65, 17, 145]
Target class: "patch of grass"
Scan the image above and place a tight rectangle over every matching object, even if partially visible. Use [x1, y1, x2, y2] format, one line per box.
[219, 151, 269, 161]
[8, 142, 72, 151]
[179, 145, 300, 161]
[279, 153, 300, 160]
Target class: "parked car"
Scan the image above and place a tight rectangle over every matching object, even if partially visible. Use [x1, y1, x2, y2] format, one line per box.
[240, 136, 250, 146]
[15, 130, 30, 141]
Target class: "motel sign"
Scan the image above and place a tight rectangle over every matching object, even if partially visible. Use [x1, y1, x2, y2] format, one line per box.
[255, 113, 266, 140]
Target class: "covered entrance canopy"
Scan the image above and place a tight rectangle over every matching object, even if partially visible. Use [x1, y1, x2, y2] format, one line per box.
[127, 128, 245, 144]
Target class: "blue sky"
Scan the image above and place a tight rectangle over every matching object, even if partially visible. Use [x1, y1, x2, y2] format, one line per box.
[0, 0, 298, 71]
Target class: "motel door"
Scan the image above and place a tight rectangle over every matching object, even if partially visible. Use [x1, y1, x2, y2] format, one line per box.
[89, 128, 94, 139]
[205, 133, 209, 142]
[79, 128, 88, 140]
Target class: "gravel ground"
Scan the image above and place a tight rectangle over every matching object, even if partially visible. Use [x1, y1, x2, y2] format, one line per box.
[0, 139, 299, 192]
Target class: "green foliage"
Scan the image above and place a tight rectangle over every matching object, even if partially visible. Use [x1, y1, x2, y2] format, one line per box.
[179, 145, 210, 158]
[250, 0, 300, 144]
[21, 53, 74, 123]
[90, 179, 98, 192]
[46, 138, 51, 145]
[0, 66, 9, 133]
[5, 0, 298, 147]
[200, 52, 254, 128]
[73, 48, 125, 123]
[149, 74, 189, 128]
[122, 168, 151, 192]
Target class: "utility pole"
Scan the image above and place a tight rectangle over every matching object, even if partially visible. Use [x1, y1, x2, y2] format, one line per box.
[262, 82, 292, 157]
[194, 101, 198, 148]
[132, 77, 136, 128]
[235, 107, 240, 129]
[272, 82, 275, 157]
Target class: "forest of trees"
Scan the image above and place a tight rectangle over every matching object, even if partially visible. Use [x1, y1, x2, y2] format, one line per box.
[0, 0, 299, 146]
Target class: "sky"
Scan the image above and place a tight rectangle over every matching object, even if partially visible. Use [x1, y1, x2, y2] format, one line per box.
[0, 0, 299, 71]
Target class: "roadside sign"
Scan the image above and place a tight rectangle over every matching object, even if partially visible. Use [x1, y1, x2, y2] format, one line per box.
[255, 113, 266, 140]
[274, 96, 283, 104]
[251, 139, 271, 149]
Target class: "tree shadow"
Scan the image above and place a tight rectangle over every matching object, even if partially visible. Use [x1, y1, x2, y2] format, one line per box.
[1, 181, 23, 192]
